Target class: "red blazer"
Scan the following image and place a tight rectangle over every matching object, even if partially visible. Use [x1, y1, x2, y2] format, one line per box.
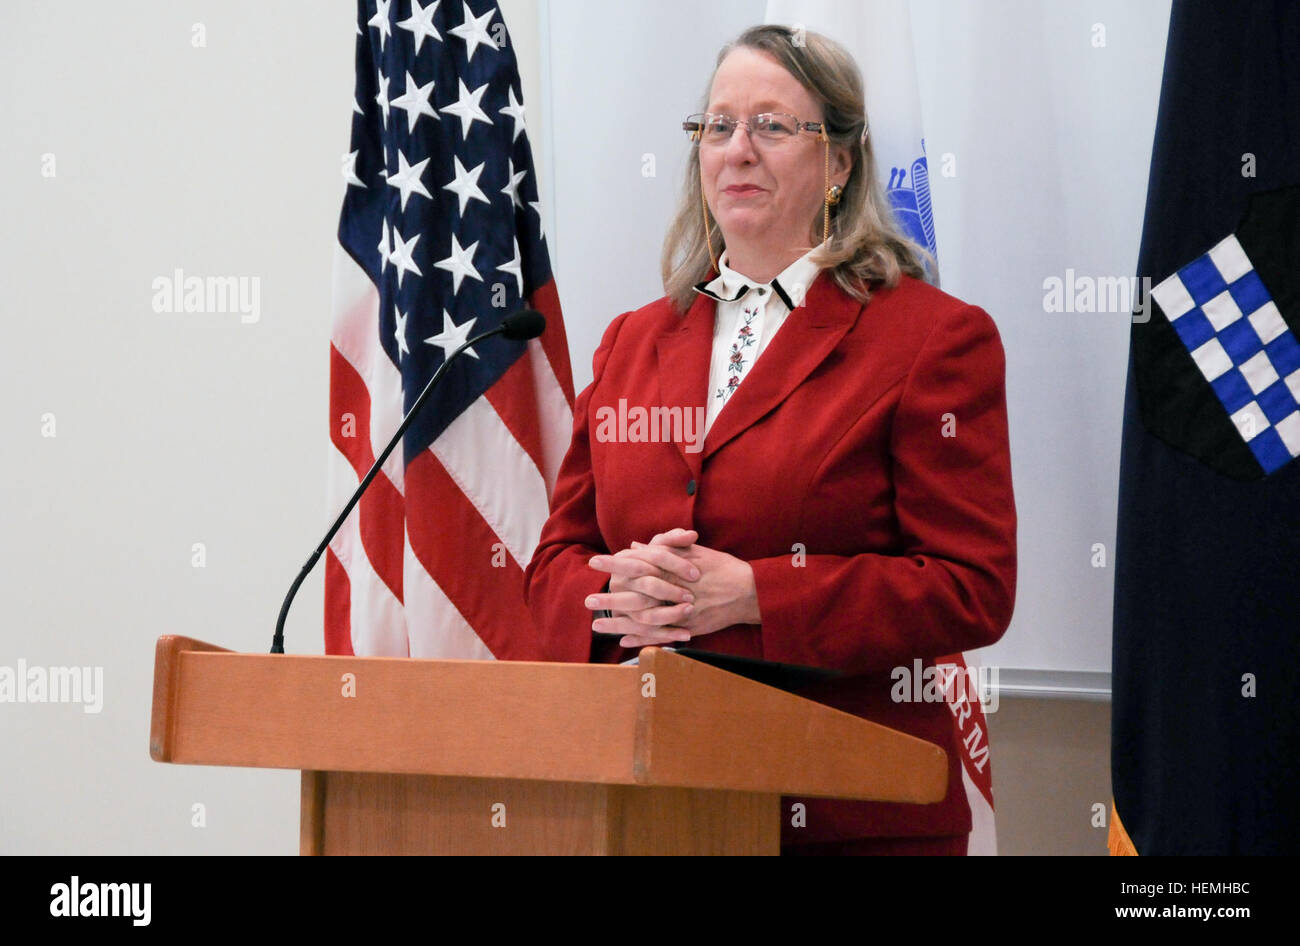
[522, 269, 1017, 844]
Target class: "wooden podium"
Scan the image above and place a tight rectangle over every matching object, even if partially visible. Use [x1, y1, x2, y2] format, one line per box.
[150, 636, 948, 855]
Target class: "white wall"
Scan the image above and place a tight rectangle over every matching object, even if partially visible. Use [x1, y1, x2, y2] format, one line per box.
[0, 0, 544, 856]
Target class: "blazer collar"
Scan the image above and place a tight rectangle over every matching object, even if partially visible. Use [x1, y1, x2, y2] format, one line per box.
[693, 247, 821, 312]
[657, 267, 864, 476]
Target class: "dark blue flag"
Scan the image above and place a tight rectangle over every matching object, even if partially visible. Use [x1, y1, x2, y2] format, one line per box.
[1112, 1, 1300, 854]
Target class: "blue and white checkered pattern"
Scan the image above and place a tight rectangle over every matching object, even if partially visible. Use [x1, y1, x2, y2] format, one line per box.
[1151, 234, 1300, 473]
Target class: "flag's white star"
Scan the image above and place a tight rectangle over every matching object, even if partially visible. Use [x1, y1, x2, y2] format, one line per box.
[499, 85, 526, 142]
[377, 219, 391, 273]
[440, 78, 492, 137]
[425, 308, 481, 361]
[342, 150, 365, 188]
[390, 70, 437, 133]
[353, 95, 363, 116]
[375, 69, 390, 127]
[450, 2, 497, 63]
[386, 150, 432, 210]
[368, 0, 392, 51]
[442, 155, 488, 215]
[398, 0, 442, 54]
[529, 200, 546, 241]
[499, 237, 523, 296]
[434, 232, 482, 294]
[501, 157, 527, 210]
[389, 226, 423, 288]
[394, 307, 411, 357]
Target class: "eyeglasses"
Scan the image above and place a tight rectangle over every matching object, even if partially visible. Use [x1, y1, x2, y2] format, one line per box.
[682, 112, 826, 146]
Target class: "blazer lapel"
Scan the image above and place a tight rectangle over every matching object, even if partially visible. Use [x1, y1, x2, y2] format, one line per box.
[701, 269, 863, 462]
[655, 288, 715, 479]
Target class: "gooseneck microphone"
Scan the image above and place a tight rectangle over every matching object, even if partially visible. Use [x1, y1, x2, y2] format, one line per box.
[270, 307, 546, 653]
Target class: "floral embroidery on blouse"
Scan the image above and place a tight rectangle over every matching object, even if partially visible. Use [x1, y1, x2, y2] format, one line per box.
[716, 305, 760, 402]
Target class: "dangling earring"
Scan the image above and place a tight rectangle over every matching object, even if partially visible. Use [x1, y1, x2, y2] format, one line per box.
[821, 133, 831, 245]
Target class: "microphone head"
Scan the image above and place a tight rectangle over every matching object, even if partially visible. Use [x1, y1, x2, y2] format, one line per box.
[502, 308, 546, 340]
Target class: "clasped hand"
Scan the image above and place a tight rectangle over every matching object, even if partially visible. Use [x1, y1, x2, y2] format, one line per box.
[584, 528, 760, 649]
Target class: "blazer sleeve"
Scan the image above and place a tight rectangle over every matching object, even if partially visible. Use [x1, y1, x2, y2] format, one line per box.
[748, 303, 1017, 675]
[522, 311, 632, 663]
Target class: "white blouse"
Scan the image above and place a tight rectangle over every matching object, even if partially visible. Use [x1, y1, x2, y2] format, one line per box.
[693, 246, 825, 437]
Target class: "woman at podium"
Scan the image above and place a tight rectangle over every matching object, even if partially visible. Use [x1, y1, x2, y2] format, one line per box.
[523, 24, 1017, 856]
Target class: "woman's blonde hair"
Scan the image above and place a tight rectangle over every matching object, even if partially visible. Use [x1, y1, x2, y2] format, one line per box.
[660, 24, 935, 314]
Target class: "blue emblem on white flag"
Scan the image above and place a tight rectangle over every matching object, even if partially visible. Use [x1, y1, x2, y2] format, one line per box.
[886, 139, 938, 259]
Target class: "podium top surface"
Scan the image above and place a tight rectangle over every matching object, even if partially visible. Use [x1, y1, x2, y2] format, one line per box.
[150, 636, 947, 804]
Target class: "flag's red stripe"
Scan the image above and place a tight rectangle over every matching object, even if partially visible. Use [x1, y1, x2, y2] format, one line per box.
[355, 478, 405, 603]
[324, 547, 356, 656]
[330, 342, 379, 477]
[483, 355, 548, 489]
[403, 449, 539, 660]
[329, 342, 406, 605]
[528, 279, 575, 405]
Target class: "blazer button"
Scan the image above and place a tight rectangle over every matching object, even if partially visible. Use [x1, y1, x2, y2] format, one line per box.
[686, 479, 697, 496]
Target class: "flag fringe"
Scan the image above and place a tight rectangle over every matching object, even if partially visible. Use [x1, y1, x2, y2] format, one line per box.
[1108, 802, 1138, 856]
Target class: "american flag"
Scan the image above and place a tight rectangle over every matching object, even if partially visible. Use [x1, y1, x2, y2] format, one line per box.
[326, 0, 575, 658]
